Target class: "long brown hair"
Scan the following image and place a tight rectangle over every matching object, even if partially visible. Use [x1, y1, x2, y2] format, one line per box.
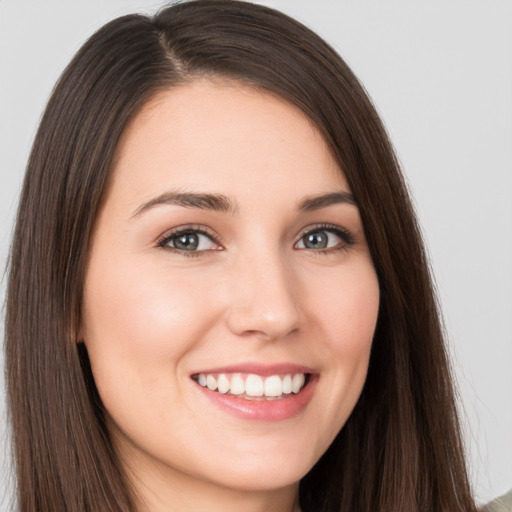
[5, 1, 478, 510]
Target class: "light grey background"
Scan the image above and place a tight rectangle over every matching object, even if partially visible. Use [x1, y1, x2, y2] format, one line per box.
[1, 1, 511, 509]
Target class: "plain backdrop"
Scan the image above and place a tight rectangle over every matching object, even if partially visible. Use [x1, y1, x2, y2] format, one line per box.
[1, 0, 511, 509]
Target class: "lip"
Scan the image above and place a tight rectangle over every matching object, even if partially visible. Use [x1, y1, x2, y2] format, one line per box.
[190, 362, 316, 377]
[191, 363, 318, 421]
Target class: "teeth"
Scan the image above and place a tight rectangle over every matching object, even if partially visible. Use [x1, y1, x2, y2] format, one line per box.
[245, 374, 264, 397]
[230, 375, 245, 395]
[206, 374, 217, 391]
[292, 373, 305, 393]
[282, 374, 292, 394]
[195, 372, 308, 398]
[217, 374, 230, 394]
[264, 375, 282, 397]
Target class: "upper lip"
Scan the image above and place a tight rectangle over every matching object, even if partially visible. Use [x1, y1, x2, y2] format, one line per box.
[190, 362, 316, 377]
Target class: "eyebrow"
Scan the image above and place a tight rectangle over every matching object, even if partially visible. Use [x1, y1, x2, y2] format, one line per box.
[298, 191, 356, 211]
[131, 189, 356, 218]
[131, 191, 238, 218]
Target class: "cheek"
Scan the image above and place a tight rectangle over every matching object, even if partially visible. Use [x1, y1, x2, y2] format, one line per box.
[301, 259, 379, 435]
[81, 255, 219, 401]
[328, 263, 379, 379]
[305, 257, 380, 348]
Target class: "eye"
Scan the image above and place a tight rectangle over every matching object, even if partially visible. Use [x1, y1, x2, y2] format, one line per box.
[158, 227, 221, 254]
[295, 225, 354, 252]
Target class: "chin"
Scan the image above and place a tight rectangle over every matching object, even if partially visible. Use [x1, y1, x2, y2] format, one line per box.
[197, 440, 320, 492]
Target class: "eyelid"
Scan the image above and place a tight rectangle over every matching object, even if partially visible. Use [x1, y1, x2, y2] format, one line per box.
[156, 224, 223, 251]
[155, 222, 355, 255]
[294, 223, 356, 250]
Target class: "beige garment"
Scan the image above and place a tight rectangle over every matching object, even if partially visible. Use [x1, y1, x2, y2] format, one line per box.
[482, 490, 512, 512]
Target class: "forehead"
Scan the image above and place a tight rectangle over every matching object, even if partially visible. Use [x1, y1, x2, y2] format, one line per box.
[108, 79, 349, 210]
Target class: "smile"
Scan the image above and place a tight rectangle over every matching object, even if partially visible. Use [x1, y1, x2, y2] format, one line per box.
[193, 372, 309, 400]
[191, 363, 318, 420]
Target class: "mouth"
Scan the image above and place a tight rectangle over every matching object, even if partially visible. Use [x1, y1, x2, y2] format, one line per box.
[190, 364, 317, 421]
[191, 372, 311, 401]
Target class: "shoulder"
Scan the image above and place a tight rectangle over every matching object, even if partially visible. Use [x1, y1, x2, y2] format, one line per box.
[482, 490, 512, 512]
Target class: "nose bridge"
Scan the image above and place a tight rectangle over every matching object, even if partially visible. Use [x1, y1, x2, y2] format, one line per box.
[226, 243, 300, 339]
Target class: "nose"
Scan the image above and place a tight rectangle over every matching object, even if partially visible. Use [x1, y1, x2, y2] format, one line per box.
[225, 250, 300, 341]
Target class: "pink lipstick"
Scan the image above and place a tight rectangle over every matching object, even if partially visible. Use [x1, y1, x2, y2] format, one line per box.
[191, 363, 318, 421]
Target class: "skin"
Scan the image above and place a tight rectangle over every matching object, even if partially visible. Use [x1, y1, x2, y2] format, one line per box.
[81, 79, 380, 512]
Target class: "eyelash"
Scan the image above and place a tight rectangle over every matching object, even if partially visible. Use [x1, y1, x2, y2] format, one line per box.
[295, 223, 356, 254]
[156, 223, 355, 257]
[157, 225, 222, 258]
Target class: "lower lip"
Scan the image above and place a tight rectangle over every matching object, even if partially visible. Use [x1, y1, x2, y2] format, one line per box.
[194, 376, 318, 421]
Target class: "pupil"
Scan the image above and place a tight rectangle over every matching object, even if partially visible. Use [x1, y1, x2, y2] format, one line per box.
[305, 231, 327, 249]
[175, 233, 198, 250]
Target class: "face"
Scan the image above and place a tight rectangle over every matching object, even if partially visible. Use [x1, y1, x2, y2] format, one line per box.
[82, 80, 379, 502]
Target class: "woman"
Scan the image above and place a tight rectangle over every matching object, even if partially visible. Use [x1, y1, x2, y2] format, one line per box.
[4, 1, 482, 510]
